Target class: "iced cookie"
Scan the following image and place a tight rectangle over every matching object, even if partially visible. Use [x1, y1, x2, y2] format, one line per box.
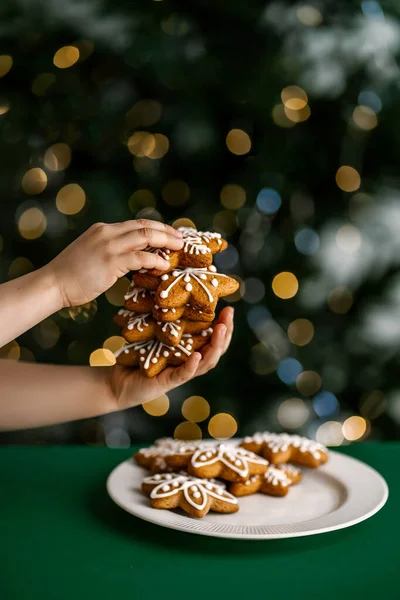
[133, 440, 205, 472]
[124, 282, 155, 312]
[114, 333, 209, 377]
[145, 227, 228, 276]
[167, 443, 269, 482]
[152, 303, 215, 323]
[240, 433, 328, 468]
[229, 464, 302, 497]
[142, 473, 238, 518]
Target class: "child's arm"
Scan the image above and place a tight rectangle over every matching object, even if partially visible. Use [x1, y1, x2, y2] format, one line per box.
[0, 307, 234, 431]
[0, 220, 183, 347]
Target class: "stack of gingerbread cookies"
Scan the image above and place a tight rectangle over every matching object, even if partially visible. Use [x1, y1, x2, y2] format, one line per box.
[113, 227, 239, 377]
[134, 432, 329, 518]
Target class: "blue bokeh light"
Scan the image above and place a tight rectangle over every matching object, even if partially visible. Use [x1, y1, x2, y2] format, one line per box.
[361, 1, 384, 20]
[256, 188, 281, 215]
[277, 358, 303, 384]
[295, 227, 320, 255]
[357, 90, 382, 114]
[247, 305, 271, 329]
[312, 391, 339, 418]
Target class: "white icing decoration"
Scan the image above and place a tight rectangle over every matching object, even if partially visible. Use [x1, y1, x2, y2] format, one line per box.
[185, 283, 193, 291]
[162, 484, 170, 492]
[124, 284, 154, 302]
[117, 309, 134, 318]
[211, 278, 219, 287]
[115, 339, 193, 370]
[161, 274, 169, 281]
[144, 246, 171, 261]
[245, 432, 327, 460]
[156, 267, 231, 304]
[201, 327, 213, 337]
[191, 444, 268, 478]
[127, 313, 151, 332]
[161, 321, 181, 337]
[177, 227, 223, 256]
[264, 466, 291, 487]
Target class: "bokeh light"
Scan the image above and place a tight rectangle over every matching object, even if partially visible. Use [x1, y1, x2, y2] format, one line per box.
[127, 99, 162, 126]
[342, 416, 367, 441]
[148, 134, 169, 159]
[288, 318, 314, 346]
[328, 287, 353, 314]
[250, 343, 279, 375]
[358, 90, 382, 113]
[208, 413, 238, 440]
[0, 55, 13, 77]
[127, 132, 155, 157]
[277, 357, 303, 384]
[272, 104, 296, 128]
[128, 189, 156, 212]
[8, 257, 34, 279]
[103, 336, 126, 354]
[143, 394, 170, 416]
[162, 180, 190, 206]
[316, 421, 344, 446]
[0, 104, 9, 115]
[296, 6, 323, 26]
[19, 347, 35, 362]
[89, 348, 116, 367]
[359, 390, 387, 420]
[313, 391, 339, 418]
[0, 340, 20, 360]
[272, 272, 299, 299]
[335, 166, 361, 192]
[73, 40, 95, 62]
[213, 210, 237, 236]
[296, 370, 322, 396]
[181, 396, 210, 422]
[277, 398, 310, 429]
[21, 168, 47, 195]
[353, 105, 378, 130]
[56, 183, 86, 215]
[44, 143, 71, 171]
[105, 277, 131, 306]
[281, 86, 308, 110]
[295, 227, 320, 255]
[226, 129, 251, 155]
[68, 301, 98, 323]
[256, 188, 281, 215]
[53, 46, 80, 68]
[18, 207, 47, 240]
[284, 104, 311, 123]
[33, 319, 60, 349]
[172, 217, 196, 229]
[32, 73, 56, 96]
[336, 225, 362, 253]
[174, 421, 202, 440]
[220, 184, 246, 210]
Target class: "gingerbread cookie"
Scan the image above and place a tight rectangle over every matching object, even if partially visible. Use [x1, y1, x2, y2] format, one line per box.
[114, 333, 209, 377]
[166, 443, 269, 482]
[241, 433, 328, 468]
[152, 303, 215, 323]
[120, 311, 213, 347]
[145, 227, 228, 276]
[133, 439, 205, 473]
[229, 464, 302, 497]
[142, 473, 238, 518]
[124, 283, 155, 312]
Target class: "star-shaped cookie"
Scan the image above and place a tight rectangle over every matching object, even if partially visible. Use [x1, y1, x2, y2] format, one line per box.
[240, 433, 328, 468]
[229, 464, 302, 497]
[146, 227, 228, 276]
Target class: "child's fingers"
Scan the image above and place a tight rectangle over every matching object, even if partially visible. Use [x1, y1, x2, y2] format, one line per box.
[113, 219, 183, 239]
[123, 250, 170, 272]
[117, 228, 184, 253]
[163, 352, 201, 390]
[216, 306, 234, 354]
[195, 324, 226, 376]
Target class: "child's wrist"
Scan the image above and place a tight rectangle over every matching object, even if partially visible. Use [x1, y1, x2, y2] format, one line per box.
[38, 264, 67, 312]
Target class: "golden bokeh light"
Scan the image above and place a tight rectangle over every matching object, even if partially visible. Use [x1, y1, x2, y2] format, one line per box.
[359, 390, 387, 420]
[224, 275, 244, 303]
[174, 421, 202, 440]
[0, 340, 20, 360]
[272, 104, 296, 128]
[277, 398, 309, 429]
[272, 272, 299, 299]
[53, 46, 80, 69]
[296, 6, 323, 26]
[335, 166, 361, 192]
[33, 319, 60, 349]
[127, 131, 155, 157]
[143, 394, 170, 416]
[0, 104, 9, 115]
[181, 396, 210, 423]
[336, 224, 362, 253]
[8, 257, 34, 279]
[18, 207, 47, 240]
[208, 413, 238, 440]
[328, 287, 353, 314]
[250, 343, 279, 375]
[220, 184, 246, 210]
[284, 104, 311, 123]
[353, 105, 378, 131]
[128, 189, 156, 212]
[296, 370, 322, 396]
[44, 143, 72, 171]
[147, 134, 169, 159]
[281, 86, 308, 110]
[342, 416, 367, 441]
[288, 318, 314, 346]
[32, 73, 56, 96]
[19, 347, 36, 362]
[73, 40, 95, 61]
[213, 210, 237, 236]
[105, 277, 131, 306]
[89, 348, 116, 367]
[0, 55, 12, 77]
[21, 168, 47, 195]
[316, 421, 344, 446]
[226, 129, 251, 155]
[162, 180, 190, 206]
[68, 301, 98, 323]
[127, 99, 162, 127]
[103, 336, 126, 354]
[172, 217, 196, 229]
[56, 183, 86, 215]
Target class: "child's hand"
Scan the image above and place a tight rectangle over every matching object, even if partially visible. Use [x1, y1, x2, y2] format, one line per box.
[46, 220, 184, 308]
[109, 307, 234, 409]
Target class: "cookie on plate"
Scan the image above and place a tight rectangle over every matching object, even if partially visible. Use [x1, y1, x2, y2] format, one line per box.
[229, 464, 302, 497]
[240, 433, 328, 468]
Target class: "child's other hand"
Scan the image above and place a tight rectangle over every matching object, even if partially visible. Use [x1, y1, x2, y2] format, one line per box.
[46, 220, 183, 308]
[109, 307, 234, 409]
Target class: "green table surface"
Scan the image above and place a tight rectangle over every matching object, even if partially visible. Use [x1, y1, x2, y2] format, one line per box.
[0, 444, 396, 600]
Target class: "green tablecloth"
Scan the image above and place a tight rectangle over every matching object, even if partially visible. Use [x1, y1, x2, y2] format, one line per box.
[0, 444, 396, 599]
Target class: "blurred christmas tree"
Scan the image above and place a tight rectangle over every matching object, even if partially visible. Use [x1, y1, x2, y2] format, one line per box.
[0, 0, 399, 445]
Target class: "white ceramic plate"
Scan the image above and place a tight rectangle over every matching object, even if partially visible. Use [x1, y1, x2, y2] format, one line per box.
[106, 448, 388, 540]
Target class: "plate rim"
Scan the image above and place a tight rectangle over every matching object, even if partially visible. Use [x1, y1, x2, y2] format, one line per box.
[106, 447, 389, 540]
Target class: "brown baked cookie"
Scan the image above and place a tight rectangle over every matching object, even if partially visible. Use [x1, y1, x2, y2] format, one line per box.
[124, 282, 155, 312]
[166, 444, 269, 483]
[229, 464, 302, 497]
[152, 303, 215, 323]
[114, 333, 210, 377]
[114, 308, 135, 328]
[120, 311, 213, 347]
[142, 473, 238, 518]
[145, 227, 228, 276]
[240, 433, 328, 468]
[133, 440, 204, 472]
